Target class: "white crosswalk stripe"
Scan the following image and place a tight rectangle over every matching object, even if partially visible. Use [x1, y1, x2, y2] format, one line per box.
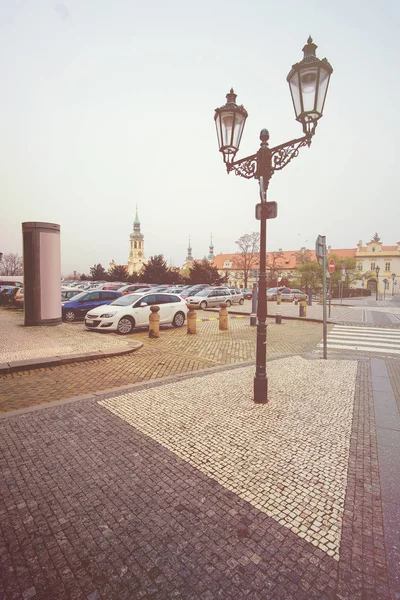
[317, 325, 400, 356]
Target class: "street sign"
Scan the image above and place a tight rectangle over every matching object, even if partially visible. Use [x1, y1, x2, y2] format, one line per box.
[328, 258, 335, 273]
[315, 235, 326, 267]
[255, 201, 277, 220]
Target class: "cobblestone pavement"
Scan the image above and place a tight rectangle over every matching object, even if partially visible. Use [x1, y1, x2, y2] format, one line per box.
[229, 299, 400, 325]
[0, 357, 390, 599]
[0, 318, 325, 413]
[0, 309, 133, 363]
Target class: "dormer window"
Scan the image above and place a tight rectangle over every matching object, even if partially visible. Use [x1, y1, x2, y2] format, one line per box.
[223, 260, 232, 268]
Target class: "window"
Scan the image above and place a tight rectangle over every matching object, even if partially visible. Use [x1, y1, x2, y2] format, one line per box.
[139, 294, 157, 305]
[357, 262, 363, 272]
[102, 292, 118, 300]
[385, 262, 391, 272]
[371, 262, 375, 271]
[385, 280, 390, 290]
[84, 292, 101, 301]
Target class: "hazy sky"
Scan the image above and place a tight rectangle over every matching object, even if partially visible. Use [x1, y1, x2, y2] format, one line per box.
[1, 0, 399, 275]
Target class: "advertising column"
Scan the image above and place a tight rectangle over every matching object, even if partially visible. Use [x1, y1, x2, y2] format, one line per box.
[22, 222, 62, 326]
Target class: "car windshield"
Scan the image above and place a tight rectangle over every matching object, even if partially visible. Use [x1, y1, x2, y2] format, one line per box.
[194, 289, 210, 297]
[110, 294, 142, 306]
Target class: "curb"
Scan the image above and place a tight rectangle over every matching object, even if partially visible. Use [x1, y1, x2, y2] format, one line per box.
[0, 342, 143, 375]
[0, 354, 303, 419]
[204, 307, 334, 325]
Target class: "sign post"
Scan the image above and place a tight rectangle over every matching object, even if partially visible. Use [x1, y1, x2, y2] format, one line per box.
[316, 235, 328, 360]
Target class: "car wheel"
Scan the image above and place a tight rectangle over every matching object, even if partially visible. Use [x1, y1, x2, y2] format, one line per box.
[172, 311, 185, 327]
[239, 298, 244, 305]
[200, 301, 207, 310]
[63, 309, 76, 322]
[226, 300, 231, 307]
[117, 316, 135, 334]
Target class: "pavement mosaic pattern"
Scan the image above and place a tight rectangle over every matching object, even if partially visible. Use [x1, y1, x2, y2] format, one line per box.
[100, 356, 357, 560]
[0, 358, 390, 599]
[0, 318, 325, 413]
[0, 310, 131, 363]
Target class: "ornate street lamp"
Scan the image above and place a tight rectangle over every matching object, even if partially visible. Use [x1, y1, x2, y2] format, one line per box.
[214, 38, 333, 404]
[392, 272, 396, 296]
[375, 265, 380, 301]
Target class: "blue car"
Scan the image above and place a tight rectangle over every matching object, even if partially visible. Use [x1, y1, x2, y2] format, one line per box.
[62, 290, 123, 322]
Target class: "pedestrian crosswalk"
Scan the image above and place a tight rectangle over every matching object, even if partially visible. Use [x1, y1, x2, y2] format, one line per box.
[318, 325, 400, 356]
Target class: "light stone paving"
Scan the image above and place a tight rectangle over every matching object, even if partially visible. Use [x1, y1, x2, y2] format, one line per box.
[0, 310, 132, 362]
[99, 356, 357, 561]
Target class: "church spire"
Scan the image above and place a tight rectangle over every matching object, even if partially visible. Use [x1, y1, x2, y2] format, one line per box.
[186, 236, 193, 261]
[208, 233, 215, 260]
[134, 204, 140, 227]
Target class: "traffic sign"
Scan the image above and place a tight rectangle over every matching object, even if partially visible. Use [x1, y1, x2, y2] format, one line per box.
[328, 259, 335, 273]
[255, 201, 278, 220]
[315, 235, 326, 267]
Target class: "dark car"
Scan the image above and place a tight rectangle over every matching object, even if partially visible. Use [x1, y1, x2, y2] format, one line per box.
[241, 288, 253, 300]
[62, 290, 123, 322]
[0, 286, 19, 306]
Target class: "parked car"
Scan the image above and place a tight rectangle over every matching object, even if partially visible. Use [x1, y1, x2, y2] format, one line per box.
[229, 288, 244, 305]
[14, 288, 24, 307]
[0, 286, 19, 306]
[61, 287, 82, 301]
[119, 284, 151, 295]
[279, 288, 308, 302]
[0, 279, 23, 289]
[84, 292, 188, 334]
[62, 290, 123, 322]
[266, 287, 285, 301]
[186, 287, 232, 309]
[241, 288, 253, 300]
[180, 284, 210, 299]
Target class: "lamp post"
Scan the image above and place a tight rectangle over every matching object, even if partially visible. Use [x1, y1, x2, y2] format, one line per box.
[392, 272, 396, 296]
[375, 265, 380, 301]
[383, 278, 388, 300]
[214, 37, 333, 403]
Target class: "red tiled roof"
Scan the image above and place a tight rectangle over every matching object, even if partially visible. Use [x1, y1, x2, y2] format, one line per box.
[212, 249, 358, 271]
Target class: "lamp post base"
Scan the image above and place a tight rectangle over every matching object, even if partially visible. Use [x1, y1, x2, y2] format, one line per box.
[254, 376, 268, 404]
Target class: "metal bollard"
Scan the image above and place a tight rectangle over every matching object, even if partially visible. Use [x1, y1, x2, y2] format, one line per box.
[299, 300, 307, 317]
[219, 303, 228, 331]
[186, 306, 197, 335]
[276, 312, 282, 324]
[149, 305, 160, 337]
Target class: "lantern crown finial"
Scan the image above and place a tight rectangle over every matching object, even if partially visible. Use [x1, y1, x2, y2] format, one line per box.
[226, 88, 237, 105]
[302, 36, 318, 58]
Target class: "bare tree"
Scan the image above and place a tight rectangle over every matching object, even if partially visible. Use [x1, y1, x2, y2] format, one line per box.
[266, 250, 284, 286]
[235, 232, 260, 287]
[295, 247, 313, 265]
[0, 253, 23, 276]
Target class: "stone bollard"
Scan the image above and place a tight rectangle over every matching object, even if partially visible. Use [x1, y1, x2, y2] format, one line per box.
[149, 305, 160, 338]
[276, 293, 281, 305]
[186, 305, 197, 335]
[276, 312, 282, 324]
[219, 303, 228, 331]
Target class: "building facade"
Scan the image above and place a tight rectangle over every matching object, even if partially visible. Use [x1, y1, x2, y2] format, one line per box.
[127, 207, 145, 275]
[211, 237, 400, 295]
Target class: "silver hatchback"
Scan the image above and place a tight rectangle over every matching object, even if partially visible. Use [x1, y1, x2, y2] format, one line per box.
[186, 287, 232, 309]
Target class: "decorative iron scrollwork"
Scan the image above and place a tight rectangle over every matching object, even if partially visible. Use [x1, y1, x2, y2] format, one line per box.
[270, 136, 311, 172]
[227, 154, 258, 179]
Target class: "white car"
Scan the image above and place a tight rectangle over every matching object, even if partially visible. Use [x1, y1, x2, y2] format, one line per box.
[84, 291, 188, 334]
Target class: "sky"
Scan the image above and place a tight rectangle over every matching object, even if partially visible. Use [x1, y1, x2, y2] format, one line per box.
[1, 0, 399, 276]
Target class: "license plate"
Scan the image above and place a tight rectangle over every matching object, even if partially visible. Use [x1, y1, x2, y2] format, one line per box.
[85, 320, 94, 326]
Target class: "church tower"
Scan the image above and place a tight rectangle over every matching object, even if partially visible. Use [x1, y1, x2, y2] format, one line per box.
[208, 234, 215, 260]
[186, 236, 193, 261]
[128, 206, 145, 275]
